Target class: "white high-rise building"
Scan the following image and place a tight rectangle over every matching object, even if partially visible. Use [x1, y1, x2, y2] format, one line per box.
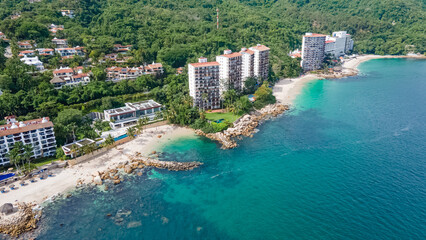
[301, 33, 326, 71]
[216, 50, 243, 93]
[250, 44, 270, 80]
[0, 116, 57, 166]
[240, 47, 255, 83]
[325, 31, 354, 57]
[188, 57, 221, 109]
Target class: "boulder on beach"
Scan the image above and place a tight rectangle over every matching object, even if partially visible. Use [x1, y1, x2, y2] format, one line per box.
[0, 203, 14, 215]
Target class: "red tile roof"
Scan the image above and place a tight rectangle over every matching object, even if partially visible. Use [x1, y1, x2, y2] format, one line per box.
[240, 49, 255, 55]
[53, 68, 74, 74]
[251, 45, 270, 51]
[189, 61, 220, 67]
[0, 118, 53, 137]
[325, 40, 335, 43]
[304, 33, 327, 37]
[219, 52, 242, 58]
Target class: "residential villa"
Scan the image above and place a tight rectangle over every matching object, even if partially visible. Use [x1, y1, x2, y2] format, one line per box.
[325, 31, 354, 57]
[113, 44, 133, 53]
[18, 41, 33, 49]
[19, 50, 35, 57]
[36, 48, 55, 56]
[62, 138, 96, 158]
[61, 10, 74, 18]
[49, 24, 64, 35]
[52, 38, 68, 48]
[0, 116, 57, 166]
[20, 56, 44, 71]
[104, 100, 163, 129]
[106, 63, 163, 82]
[55, 47, 85, 57]
[50, 67, 91, 89]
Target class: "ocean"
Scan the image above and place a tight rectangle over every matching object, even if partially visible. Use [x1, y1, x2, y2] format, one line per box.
[34, 58, 426, 240]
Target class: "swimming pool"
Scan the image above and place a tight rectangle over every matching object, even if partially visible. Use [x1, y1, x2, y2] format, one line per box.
[114, 134, 128, 141]
[0, 173, 15, 181]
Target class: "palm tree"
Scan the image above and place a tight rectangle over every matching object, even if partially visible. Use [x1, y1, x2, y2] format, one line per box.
[154, 111, 163, 121]
[126, 127, 136, 139]
[135, 118, 144, 135]
[70, 144, 79, 158]
[103, 134, 115, 148]
[6, 142, 23, 173]
[22, 144, 33, 173]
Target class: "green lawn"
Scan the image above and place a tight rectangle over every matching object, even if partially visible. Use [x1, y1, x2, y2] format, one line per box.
[205, 112, 241, 123]
[32, 157, 59, 168]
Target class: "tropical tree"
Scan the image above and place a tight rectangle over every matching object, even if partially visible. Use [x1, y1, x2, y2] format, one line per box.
[70, 144, 79, 158]
[22, 144, 34, 173]
[126, 127, 136, 139]
[6, 142, 23, 173]
[103, 134, 115, 148]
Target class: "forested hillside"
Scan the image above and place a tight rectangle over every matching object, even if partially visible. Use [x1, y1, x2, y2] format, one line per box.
[0, 0, 424, 72]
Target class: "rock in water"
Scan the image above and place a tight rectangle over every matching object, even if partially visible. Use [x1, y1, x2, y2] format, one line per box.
[127, 221, 142, 229]
[93, 176, 102, 185]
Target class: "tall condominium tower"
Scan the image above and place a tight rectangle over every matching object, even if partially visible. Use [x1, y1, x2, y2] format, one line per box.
[216, 49, 243, 93]
[188, 57, 221, 109]
[250, 44, 270, 80]
[301, 33, 326, 71]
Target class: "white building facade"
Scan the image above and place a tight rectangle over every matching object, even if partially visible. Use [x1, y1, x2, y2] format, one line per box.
[216, 50, 243, 94]
[250, 44, 270, 80]
[325, 31, 354, 57]
[20, 56, 44, 71]
[188, 57, 221, 110]
[0, 116, 57, 166]
[104, 100, 163, 129]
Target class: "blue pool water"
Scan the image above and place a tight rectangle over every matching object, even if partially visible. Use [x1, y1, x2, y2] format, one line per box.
[0, 173, 15, 181]
[114, 134, 128, 141]
[34, 58, 426, 239]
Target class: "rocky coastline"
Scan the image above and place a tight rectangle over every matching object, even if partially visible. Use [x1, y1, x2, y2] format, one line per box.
[92, 152, 202, 186]
[196, 103, 289, 149]
[0, 203, 41, 237]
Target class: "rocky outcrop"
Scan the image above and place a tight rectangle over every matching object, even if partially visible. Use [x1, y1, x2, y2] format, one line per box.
[0, 203, 41, 237]
[197, 103, 289, 149]
[92, 153, 202, 186]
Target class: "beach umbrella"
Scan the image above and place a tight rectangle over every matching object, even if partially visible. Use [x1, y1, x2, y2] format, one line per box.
[9, 184, 15, 190]
[20, 181, 25, 186]
[41, 173, 48, 179]
[0, 187, 5, 193]
[0, 203, 13, 214]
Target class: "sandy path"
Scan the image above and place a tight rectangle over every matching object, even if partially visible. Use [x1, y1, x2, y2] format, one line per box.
[0, 125, 195, 205]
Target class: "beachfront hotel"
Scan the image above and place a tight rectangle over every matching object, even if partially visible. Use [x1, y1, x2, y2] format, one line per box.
[188, 57, 221, 110]
[104, 100, 163, 129]
[301, 33, 327, 71]
[250, 44, 270, 80]
[0, 116, 57, 166]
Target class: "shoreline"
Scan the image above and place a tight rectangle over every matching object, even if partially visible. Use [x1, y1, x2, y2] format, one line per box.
[273, 54, 426, 106]
[0, 125, 195, 207]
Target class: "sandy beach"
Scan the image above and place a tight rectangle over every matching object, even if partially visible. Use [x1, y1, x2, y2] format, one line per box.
[273, 54, 426, 105]
[0, 125, 195, 206]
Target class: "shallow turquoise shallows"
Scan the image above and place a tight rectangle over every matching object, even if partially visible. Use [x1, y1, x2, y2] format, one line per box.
[35, 59, 425, 240]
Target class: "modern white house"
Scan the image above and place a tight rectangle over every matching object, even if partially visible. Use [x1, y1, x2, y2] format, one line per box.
[325, 31, 354, 57]
[20, 56, 44, 71]
[50, 67, 91, 89]
[0, 116, 57, 166]
[104, 100, 163, 129]
[62, 138, 96, 157]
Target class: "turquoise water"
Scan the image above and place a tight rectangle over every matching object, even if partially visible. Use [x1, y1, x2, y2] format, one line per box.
[34, 59, 425, 239]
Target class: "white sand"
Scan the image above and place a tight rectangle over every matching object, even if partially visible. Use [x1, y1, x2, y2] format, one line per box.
[273, 54, 426, 105]
[0, 125, 195, 206]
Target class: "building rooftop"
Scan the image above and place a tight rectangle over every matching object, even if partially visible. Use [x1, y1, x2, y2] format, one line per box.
[219, 52, 242, 58]
[325, 40, 336, 43]
[62, 138, 95, 152]
[304, 33, 327, 37]
[250, 44, 270, 51]
[0, 117, 53, 137]
[53, 68, 74, 74]
[189, 61, 220, 67]
[105, 100, 162, 116]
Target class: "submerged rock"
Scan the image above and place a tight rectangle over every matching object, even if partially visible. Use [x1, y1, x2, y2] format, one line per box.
[127, 221, 142, 229]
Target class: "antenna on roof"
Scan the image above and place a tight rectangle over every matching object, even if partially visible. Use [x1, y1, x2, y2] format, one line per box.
[216, 8, 219, 29]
